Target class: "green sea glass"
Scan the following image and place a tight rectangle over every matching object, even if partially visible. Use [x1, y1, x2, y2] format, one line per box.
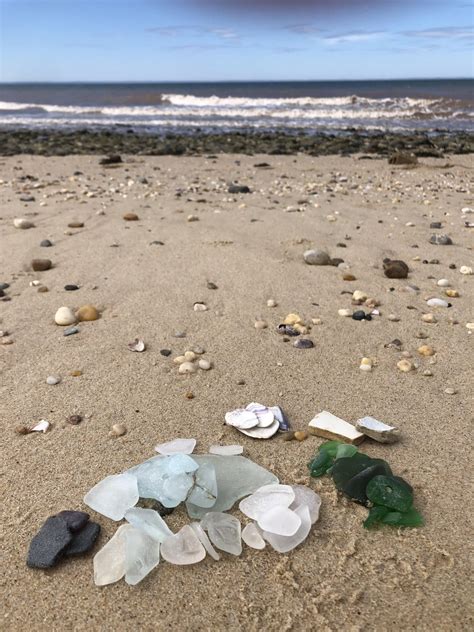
[366, 475, 414, 513]
[381, 507, 424, 527]
[364, 505, 390, 529]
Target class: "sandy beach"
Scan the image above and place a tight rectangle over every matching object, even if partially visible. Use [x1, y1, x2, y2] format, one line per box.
[1, 152, 473, 631]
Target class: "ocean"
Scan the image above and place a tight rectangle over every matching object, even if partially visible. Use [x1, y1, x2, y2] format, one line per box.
[0, 79, 473, 135]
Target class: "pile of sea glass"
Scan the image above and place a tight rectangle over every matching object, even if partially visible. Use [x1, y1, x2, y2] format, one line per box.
[308, 441, 423, 529]
[84, 439, 320, 586]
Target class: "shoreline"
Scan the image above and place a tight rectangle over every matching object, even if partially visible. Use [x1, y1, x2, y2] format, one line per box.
[0, 129, 473, 156]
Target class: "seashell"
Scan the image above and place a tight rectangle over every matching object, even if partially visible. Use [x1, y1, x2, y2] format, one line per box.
[224, 408, 259, 429]
[13, 218, 35, 229]
[308, 410, 364, 444]
[460, 266, 472, 275]
[245, 403, 275, 427]
[76, 305, 99, 321]
[31, 420, 50, 433]
[237, 419, 280, 439]
[128, 338, 145, 352]
[55, 306, 76, 326]
[178, 361, 197, 374]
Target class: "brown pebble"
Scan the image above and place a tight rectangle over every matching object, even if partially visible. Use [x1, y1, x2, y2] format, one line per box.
[283, 431, 296, 441]
[15, 425, 30, 435]
[31, 258, 52, 272]
[37, 286, 48, 293]
[445, 289, 459, 298]
[68, 221, 84, 228]
[185, 391, 194, 399]
[418, 345, 435, 356]
[294, 431, 308, 441]
[76, 305, 99, 321]
[237, 379, 246, 385]
[383, 259, 409, 279]
[343, 274, 356, 281]
[70, 370, 82, 377]
[68, 414, 83, 425]
[123, 213, 139, 221]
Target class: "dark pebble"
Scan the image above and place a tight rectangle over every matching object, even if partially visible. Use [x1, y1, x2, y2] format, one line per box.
[0, 290, 4, 298]
[27, 515, 73, 569]
[0, 282, 9, 290]
[254, 162, 271, 168]
[449, 263, 456, 269]
[64, 521, 100, 556]
[40, 239, 53, 247]
[293, 338, 314, 349]
[68, 414, 83, 425]
[149, 240, 165, 245]
[99, 154, 122, 165]
[207, 282, 218, 290]
[137, 498, 175, 516]
[278, 324, 300, 336]
[430, 222, 442, 229]
[383, 258, 409, 279]
[352, 310, 368, 321]
[228, 184, 251, 194]
[20, 194, 35, 202]
[64, 284, 79, 291]
[429, 234, 453, 245]
[56, 510, 90, 532]
[31, 259, 52, 272]
[160, 349, 172, 356]
[330, 258, 344, 266]
[63, 326, 79, 336]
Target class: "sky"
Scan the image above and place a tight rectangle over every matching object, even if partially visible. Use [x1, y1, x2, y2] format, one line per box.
[0, 0, 473, 82]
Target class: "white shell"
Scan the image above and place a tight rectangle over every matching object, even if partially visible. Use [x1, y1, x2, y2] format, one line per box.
[224, 408, 258, 429]
[31, 419, 50, 433]
[245, 403, 274, 427]
[128, 338, 145, 352]
[155, 438, 196, 455]
[236, 419, 280, 439]
[308, 410, 364, 443]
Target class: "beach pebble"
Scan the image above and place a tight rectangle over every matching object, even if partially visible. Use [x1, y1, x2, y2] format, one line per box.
[68, 415, 83, 425]
[338, 308, 352, 317]
[55, 307, 76, 326]
[128, 338, 146, 352]
[421, 313, 437, 323]
[343, 273, 356, 281]
[359, 357, 373, 372]
[422, 369, 433, 376]
[191, 346, 205, 354]
[228, 184, 251, 194]
[123, 213, 139, 221]
[187, 214, 199, 222]
[160, 349, 172, 356]
[352, 290, 367, 303]
[173, 355, 187, 364]
[254, 320, 268, 330]
[460, 266, 473, 275]
[40, 239, 53, 247]
[64, 326, 79, 336]
[184, 351, 196, 361]
[427, 298, 449, 308]
[64, 284, 79, 291]
[418, 345, 435, 356]
[110, 424, 127, 437]
[198, 358, 212, 370]
[46, 375, 61, 385]
[387, 314, 400, 322]
[293, 338, 314, 349]
[437, 279, 450, 287]
[444, 387, 456, 395]
[397, 359, 414, 372]
[193, 302, 208, 312]
[68, 221, 84, 228]
[178, 361, 197, 374]
[294, 431, 308, 441]
[76, 305, 99, 321]
[13, 218, 35, 229]
[352, 310, 369, 321]
[303, 249, 330, 265]
[445, 289, 459, 298]
[383, 259, 409, 279]
[266, 299, 277, 307]
[31, 259, 52, 272]
[429, 234, 452, 245]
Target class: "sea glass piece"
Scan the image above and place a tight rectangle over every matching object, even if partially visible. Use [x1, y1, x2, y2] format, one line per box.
[84, 473, 139, 520]
[335, 443, 358, 459]
[242, 523, 266, 550]
[225, 408, 258, 429]
[262, 504, 312, 553]
[124, 507, 173, 543]
[245, 403, 274, 427]
[201, 512, 242, 555]
[237, 419, 280, 439]
[209, 445, 243, 455]
[308, 411, 365, 444]
[366, 475, 414, 512]
[363, 505, 390, 529]
[160, 525, 206, 565]
[308, 450, 334, 477]
[93, 524, 131, 586]
[239, 484, 295, 520]
[290, 485, 321, 524]
[190, 522, 220, 560]
[381, 507, 424, 527]
[355, 416, 400, 443]
[343, 463, 393, 505]
[257, 506, 301, 536]
[128, 454, 199, 507]
[124, 528, 160, 585]
[187, 462, 218, 508]
[155, 438, 197, 455]
[185, 455, 278, 518]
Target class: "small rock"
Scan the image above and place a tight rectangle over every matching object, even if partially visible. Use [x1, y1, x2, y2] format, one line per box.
[383, 259, 409, 279]
[397, 359, 414, 372]
[388, 151, 418, 165]
[76, 305, 99, 321]
[13, 218, 35, 229]
[343, 273, 356, 281]
[421, 313, 437, 323]
[445, 289, 459, 298]
[207, 282, 218, 290]
[266, 299, 277, 307]
[255, 320, 268, 330]
[70, 370, 82, 377]
[228, 184, 251, 194]
[283, 431, 296, 441]
[387, 314, 400, 322]
[338, 308, 352, 317]
[460, 266, 473, 275]
[430, 222, 442, 229]
[68, 221, 84, 228]
[359, 357, 373, 372]
[437, 279, 450, 287]
[31, 259, 52, 272]
[68, 415, 83, 425]
[64, 326, 79, 336]
[123, 213, 139, 221]
[55, 307, 76, 326]
[427, 298, 449, 308]
[352, 290, 367, 303]
[418, 345, 435, 356]
[100, 154, 122, 165]
[429, 234, 452, 245]
[40, 239, 53, 247]
[46, 375, 61, 385]
[198, 358, 212, 370]
[444, 387, 456, 395]
[178, 362, 197, 374]
[293, 338, 314, 349]
[352, 310, 368, 321]
[160, 349, 172, 356]
[303, 249, 330, 266]
[173, 331, 186, 338]
[110, 424, 127, 437]
[187, 215, 199, 222]
[294, 431, 308, 441]
[128, 338, 146, 352]
[192, 346, 205, 355]
[193, 302, 208, 312]
[422, 369, 433, 376]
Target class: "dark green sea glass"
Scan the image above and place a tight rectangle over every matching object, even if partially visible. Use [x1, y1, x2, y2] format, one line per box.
[343, 463, 393, 505]
[381, 507, 424, 528]
[366, 475, 414, 512]
[364, 505, 390, 529]
[308, 450, 334, 477]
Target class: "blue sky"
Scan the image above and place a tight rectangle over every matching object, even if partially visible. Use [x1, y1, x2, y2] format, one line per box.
[0, 0, 472, 81]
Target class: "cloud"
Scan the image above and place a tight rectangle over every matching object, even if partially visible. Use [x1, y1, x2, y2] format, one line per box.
[283, 23, 322, 34]
[402, 26, 474, 40]
[323, 30, 387, 44]
[146, 25, 239, 41]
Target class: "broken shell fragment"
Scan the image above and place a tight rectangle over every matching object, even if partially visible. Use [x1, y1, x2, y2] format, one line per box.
[355, 416, 400, 443]
[308, 411, 364, 445]
[128, 339, 146, 352]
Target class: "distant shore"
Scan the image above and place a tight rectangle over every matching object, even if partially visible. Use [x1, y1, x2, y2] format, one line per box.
[0, 129, 473, 156]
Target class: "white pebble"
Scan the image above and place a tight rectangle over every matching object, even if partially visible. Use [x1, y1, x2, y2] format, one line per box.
[193, 302, 208, 312]
[198, 358, 212, 370]
[46, 375, 61, 385]
[460, 266, 472, 275]
[437, 279, 450, 287]
[427, 298, 449, 308]
[13, 218, 35, 229]
[338, 308, 352, 317]
[54, 306, 76, 326]
[178, 361, 197, 374]
[266, 299, 277, 308]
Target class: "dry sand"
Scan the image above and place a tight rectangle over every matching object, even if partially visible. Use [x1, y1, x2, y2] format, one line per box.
[0, 153, 473, 631]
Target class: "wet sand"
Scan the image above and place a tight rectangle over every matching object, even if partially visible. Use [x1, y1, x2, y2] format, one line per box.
[1, 153, 473, 631]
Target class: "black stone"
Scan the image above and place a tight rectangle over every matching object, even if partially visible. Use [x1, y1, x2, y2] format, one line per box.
[64, 284, 79, 291]
[293, 338, 314, 349]
[383, 258, 409, 279]
[56, 510, 89, 532]
[27, 516, 73, 569]
[254, 162, 271, 168]
[160, 348, 172, 356]
[64, 521, 100, 556]
[0, 290, 4, 298]
[277, 324, 300, 336]
[352, 310, 367, 321]
[207, 282, 218, 290]
[0, 282, 9, 290]
[19, 194, 35, 202]
[228, 184, 251, 194]
[40, 239, 53, 247]
[430, 222, 442, 229]
[99, 154, 122, 165]
[149, 240, 165, 245]
[429, 234, 453, 245]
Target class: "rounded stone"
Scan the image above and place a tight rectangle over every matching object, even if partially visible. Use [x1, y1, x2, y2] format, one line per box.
[64, 284, 79, 291]
[338, 308, 352, 317]
[383, 259, 409, 279]
[46, 375, 61, 385]
[198, 358, 212, 370]
[352, 310, 366, 321]
[294, 431, 308, 441]
[397, 359, 414, 372]
[110, 423, 127, 436]
[418, 345, 435, 356]
[303, 249, 330, 265]
[293, 338, 314, 349]
[421, 313, 437, 323]
[445, 289, 459, 298]
[13, 218, 35, 229]
[266, 299, 277, 307]
[184, 351, 196, 362]
[123, 213, 139, 221]
[76, 305, 99, 322]
[68, 221, 84, 228]
[160, 349, 172, 356]
[352, 290, 367, 303]
[193, 302, 208, 312]
[437, 279, 450, 287]
[68, 415, 83, 425]
[178, 361, 197, 374]
[31, 259, 52, 272]
[444, 387, 456, 395]
[255, 320, 268, 330]
[55, 306, 76, 326]
[40, 239, 53, 247]
[429, 234, 452, 245]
